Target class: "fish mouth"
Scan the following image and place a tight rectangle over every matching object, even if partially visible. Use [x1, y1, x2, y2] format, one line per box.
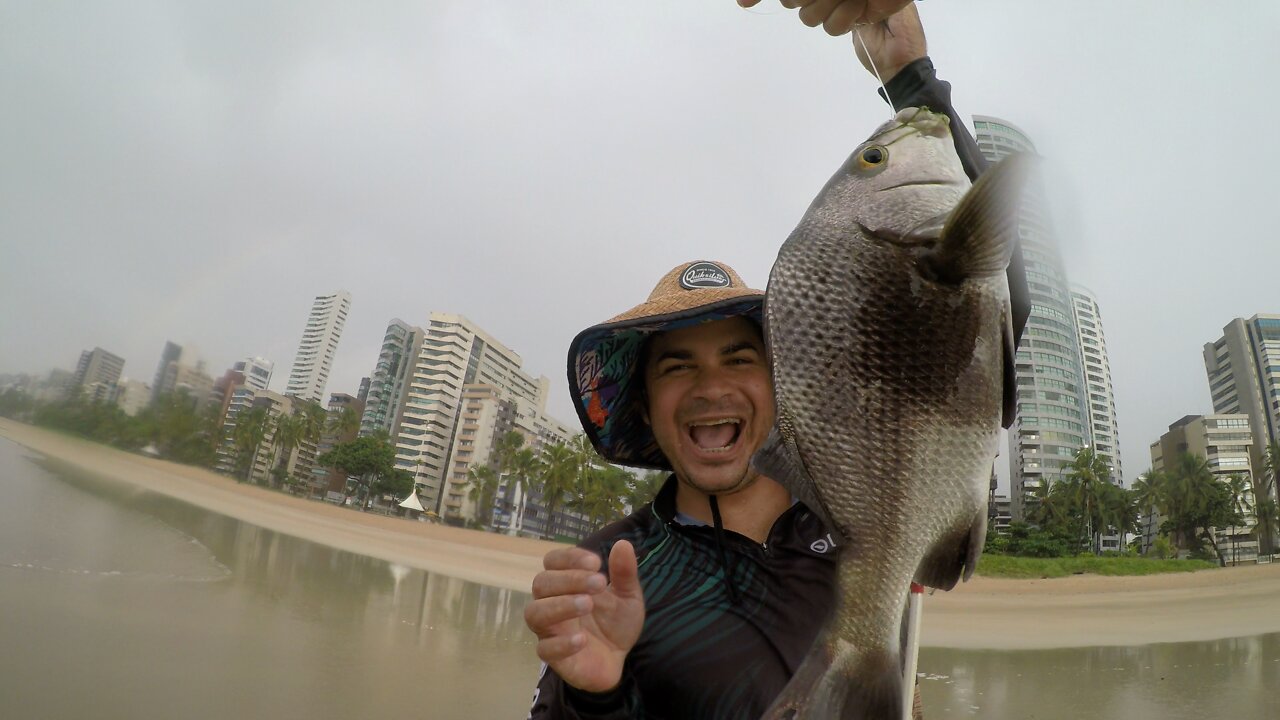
[685, 417, 743, 453]
[877, 180, 960, 192]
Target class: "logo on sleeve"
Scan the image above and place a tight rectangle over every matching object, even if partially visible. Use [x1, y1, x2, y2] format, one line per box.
[809, 533, 839, 554]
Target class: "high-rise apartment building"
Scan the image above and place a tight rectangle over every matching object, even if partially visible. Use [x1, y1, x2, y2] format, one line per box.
[437, 383, 579, 533]
[1146, 414, 1258, 563]
[232, 357, 274, 392]
[975, 116, 1090, 520]
[152, 341, 184, 403]
[384, 313, 553, 513]
[156, 363, 214, 410]
[151, 341, 210, 407]
[215, 386, 298, 483]
[113, 378, 151, 416]
[1070, 287, 1123, 482]
[73, 347, 125, 402]
[360, 319, 426, 439]
[1204, 315, 1280, 463]
[285, 291, 351, 404]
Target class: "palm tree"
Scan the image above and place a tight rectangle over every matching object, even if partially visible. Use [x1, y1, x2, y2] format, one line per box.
[292, 402, 328, 494]
[1065, 447, 1112, 554]
[464, 465, 500, 530]
[1257, 442, 1280, 557]
[1163, 453, 1228, 564]
[1130, 470, 1164, 554]
[328, 406, 361, 439]
[570, 464, 629, 529]
[1026, 480, 1066, 531]
[506, 447, 543, 535]
[1096, 482, 1137, 552]
[628, 470, 668, 511]
[539, 442, 580, 541]
[269, 413, 302, 488]
[232, 408, 272, 483]
[1224, 473, 1253, 564]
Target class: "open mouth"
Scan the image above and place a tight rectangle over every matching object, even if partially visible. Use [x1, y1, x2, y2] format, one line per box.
[686, 418, 743, 453]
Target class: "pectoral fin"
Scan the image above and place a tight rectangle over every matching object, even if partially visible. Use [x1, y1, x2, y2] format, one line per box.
[915, 507, 988, 590]
[921, 153, 1034, 284]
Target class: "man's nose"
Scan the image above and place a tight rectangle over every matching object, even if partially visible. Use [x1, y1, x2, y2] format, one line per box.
[690, 365, 734, 402]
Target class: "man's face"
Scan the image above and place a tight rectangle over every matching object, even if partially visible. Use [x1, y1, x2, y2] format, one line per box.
[643, 316, 775, 496]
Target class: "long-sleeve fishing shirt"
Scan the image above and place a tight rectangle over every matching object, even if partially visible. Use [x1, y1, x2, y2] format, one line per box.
[527, 475, 838, 720]
[527, 57, 1021, 720]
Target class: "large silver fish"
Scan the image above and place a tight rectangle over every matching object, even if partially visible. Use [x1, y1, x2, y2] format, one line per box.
[752, 106, 1030, 720]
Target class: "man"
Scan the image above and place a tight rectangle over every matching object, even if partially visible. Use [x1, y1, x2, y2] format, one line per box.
[525, 4, 1028, 718]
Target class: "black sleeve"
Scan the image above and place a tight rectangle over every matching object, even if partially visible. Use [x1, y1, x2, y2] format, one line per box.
[527, 663, 642, 720]
[882, 56, 1032, 400]
[880, 56, 987, 182]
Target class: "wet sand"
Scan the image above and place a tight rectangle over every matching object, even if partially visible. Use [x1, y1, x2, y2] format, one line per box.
[5, 418, 1280, 650]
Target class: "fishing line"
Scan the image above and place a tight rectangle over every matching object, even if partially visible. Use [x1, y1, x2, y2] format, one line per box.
[854, 23, 896, 115]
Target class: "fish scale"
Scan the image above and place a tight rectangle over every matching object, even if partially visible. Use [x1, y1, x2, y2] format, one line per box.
[752, 106, 1031, 720]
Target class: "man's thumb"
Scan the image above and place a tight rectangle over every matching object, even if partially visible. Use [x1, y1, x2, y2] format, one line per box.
[607, 540, 642, 599]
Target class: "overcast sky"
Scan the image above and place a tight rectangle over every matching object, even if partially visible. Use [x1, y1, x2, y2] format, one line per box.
[3, 1, 1277, 489]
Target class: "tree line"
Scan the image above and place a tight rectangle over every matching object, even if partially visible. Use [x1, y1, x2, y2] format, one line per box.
[1, 387, 356, 493]
[990, 444, 1280, 566]
[0, 388, 664, 538]
[16, 386, 1274, 557]
[2, 387, 224, 466]
[463, 431, 665, 540]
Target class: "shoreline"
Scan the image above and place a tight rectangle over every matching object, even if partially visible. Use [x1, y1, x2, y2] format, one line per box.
[5, 418, 1280, 650]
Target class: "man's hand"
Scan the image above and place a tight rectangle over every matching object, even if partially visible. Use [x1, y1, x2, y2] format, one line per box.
[737, 0, 916, 36]
[524, 541, 645, 694]
[851, 2, 927, 82]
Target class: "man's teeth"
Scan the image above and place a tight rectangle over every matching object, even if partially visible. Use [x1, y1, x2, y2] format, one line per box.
[688, 419, 741, 452]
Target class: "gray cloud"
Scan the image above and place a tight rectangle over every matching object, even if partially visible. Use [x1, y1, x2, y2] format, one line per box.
[3, 1, 1277, 489]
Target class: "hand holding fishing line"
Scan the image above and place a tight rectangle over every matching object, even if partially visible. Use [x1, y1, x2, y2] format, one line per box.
[852, 3, 927, 89]
[738, 0, 917, 36]
[524, 540, 645, 694]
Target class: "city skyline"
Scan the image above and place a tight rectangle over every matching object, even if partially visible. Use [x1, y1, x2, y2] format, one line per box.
[3, 2, 1278, 489]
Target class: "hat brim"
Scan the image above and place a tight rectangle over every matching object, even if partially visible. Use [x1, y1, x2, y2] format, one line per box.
[567, 293, 764, 469]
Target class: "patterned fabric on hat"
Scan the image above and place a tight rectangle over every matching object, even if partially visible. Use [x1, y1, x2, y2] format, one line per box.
[572, 299, 764, 469]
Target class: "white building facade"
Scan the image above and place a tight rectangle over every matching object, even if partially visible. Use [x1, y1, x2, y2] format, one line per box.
[233, 356, 274, 392]
[390, 313, 550, 513]
[1070, 288, 1122, 483]
[285, 291, 351, 404]
[1204, 315, 1280, 462]
[360, 319, 425, 439]
[1146, 414, 1259, 563]
[975, 116, 1090, 521]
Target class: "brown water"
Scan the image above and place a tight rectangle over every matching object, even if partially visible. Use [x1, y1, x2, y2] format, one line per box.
[3, 436, 1278, 719]
[0, 438, 543, 719]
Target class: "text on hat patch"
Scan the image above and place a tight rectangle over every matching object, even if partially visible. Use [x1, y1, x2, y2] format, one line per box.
[680, 262, 731, 290]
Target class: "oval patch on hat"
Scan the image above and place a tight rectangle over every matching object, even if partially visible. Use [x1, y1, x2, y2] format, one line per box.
[680, 262, 731, 290]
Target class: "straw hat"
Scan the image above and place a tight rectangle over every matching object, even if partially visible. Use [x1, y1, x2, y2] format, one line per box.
[567, 261, 764, 469]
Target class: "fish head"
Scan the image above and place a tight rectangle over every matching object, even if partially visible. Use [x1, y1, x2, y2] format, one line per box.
[807, 106, 970, 248]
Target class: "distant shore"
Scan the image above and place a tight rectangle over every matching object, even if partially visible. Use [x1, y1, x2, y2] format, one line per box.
[4, 418, 1280, 650]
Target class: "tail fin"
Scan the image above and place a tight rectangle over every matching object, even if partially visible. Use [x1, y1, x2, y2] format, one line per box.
[762, 640, 902, 720]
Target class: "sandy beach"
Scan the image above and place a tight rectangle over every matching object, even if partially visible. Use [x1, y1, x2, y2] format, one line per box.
[4, 417, 1279, 650]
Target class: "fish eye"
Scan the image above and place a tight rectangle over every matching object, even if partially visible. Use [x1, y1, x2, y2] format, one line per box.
[858, 146, 887, 170]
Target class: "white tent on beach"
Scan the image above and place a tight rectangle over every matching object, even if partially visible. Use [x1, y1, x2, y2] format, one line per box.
[398, 491, 424, 512]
